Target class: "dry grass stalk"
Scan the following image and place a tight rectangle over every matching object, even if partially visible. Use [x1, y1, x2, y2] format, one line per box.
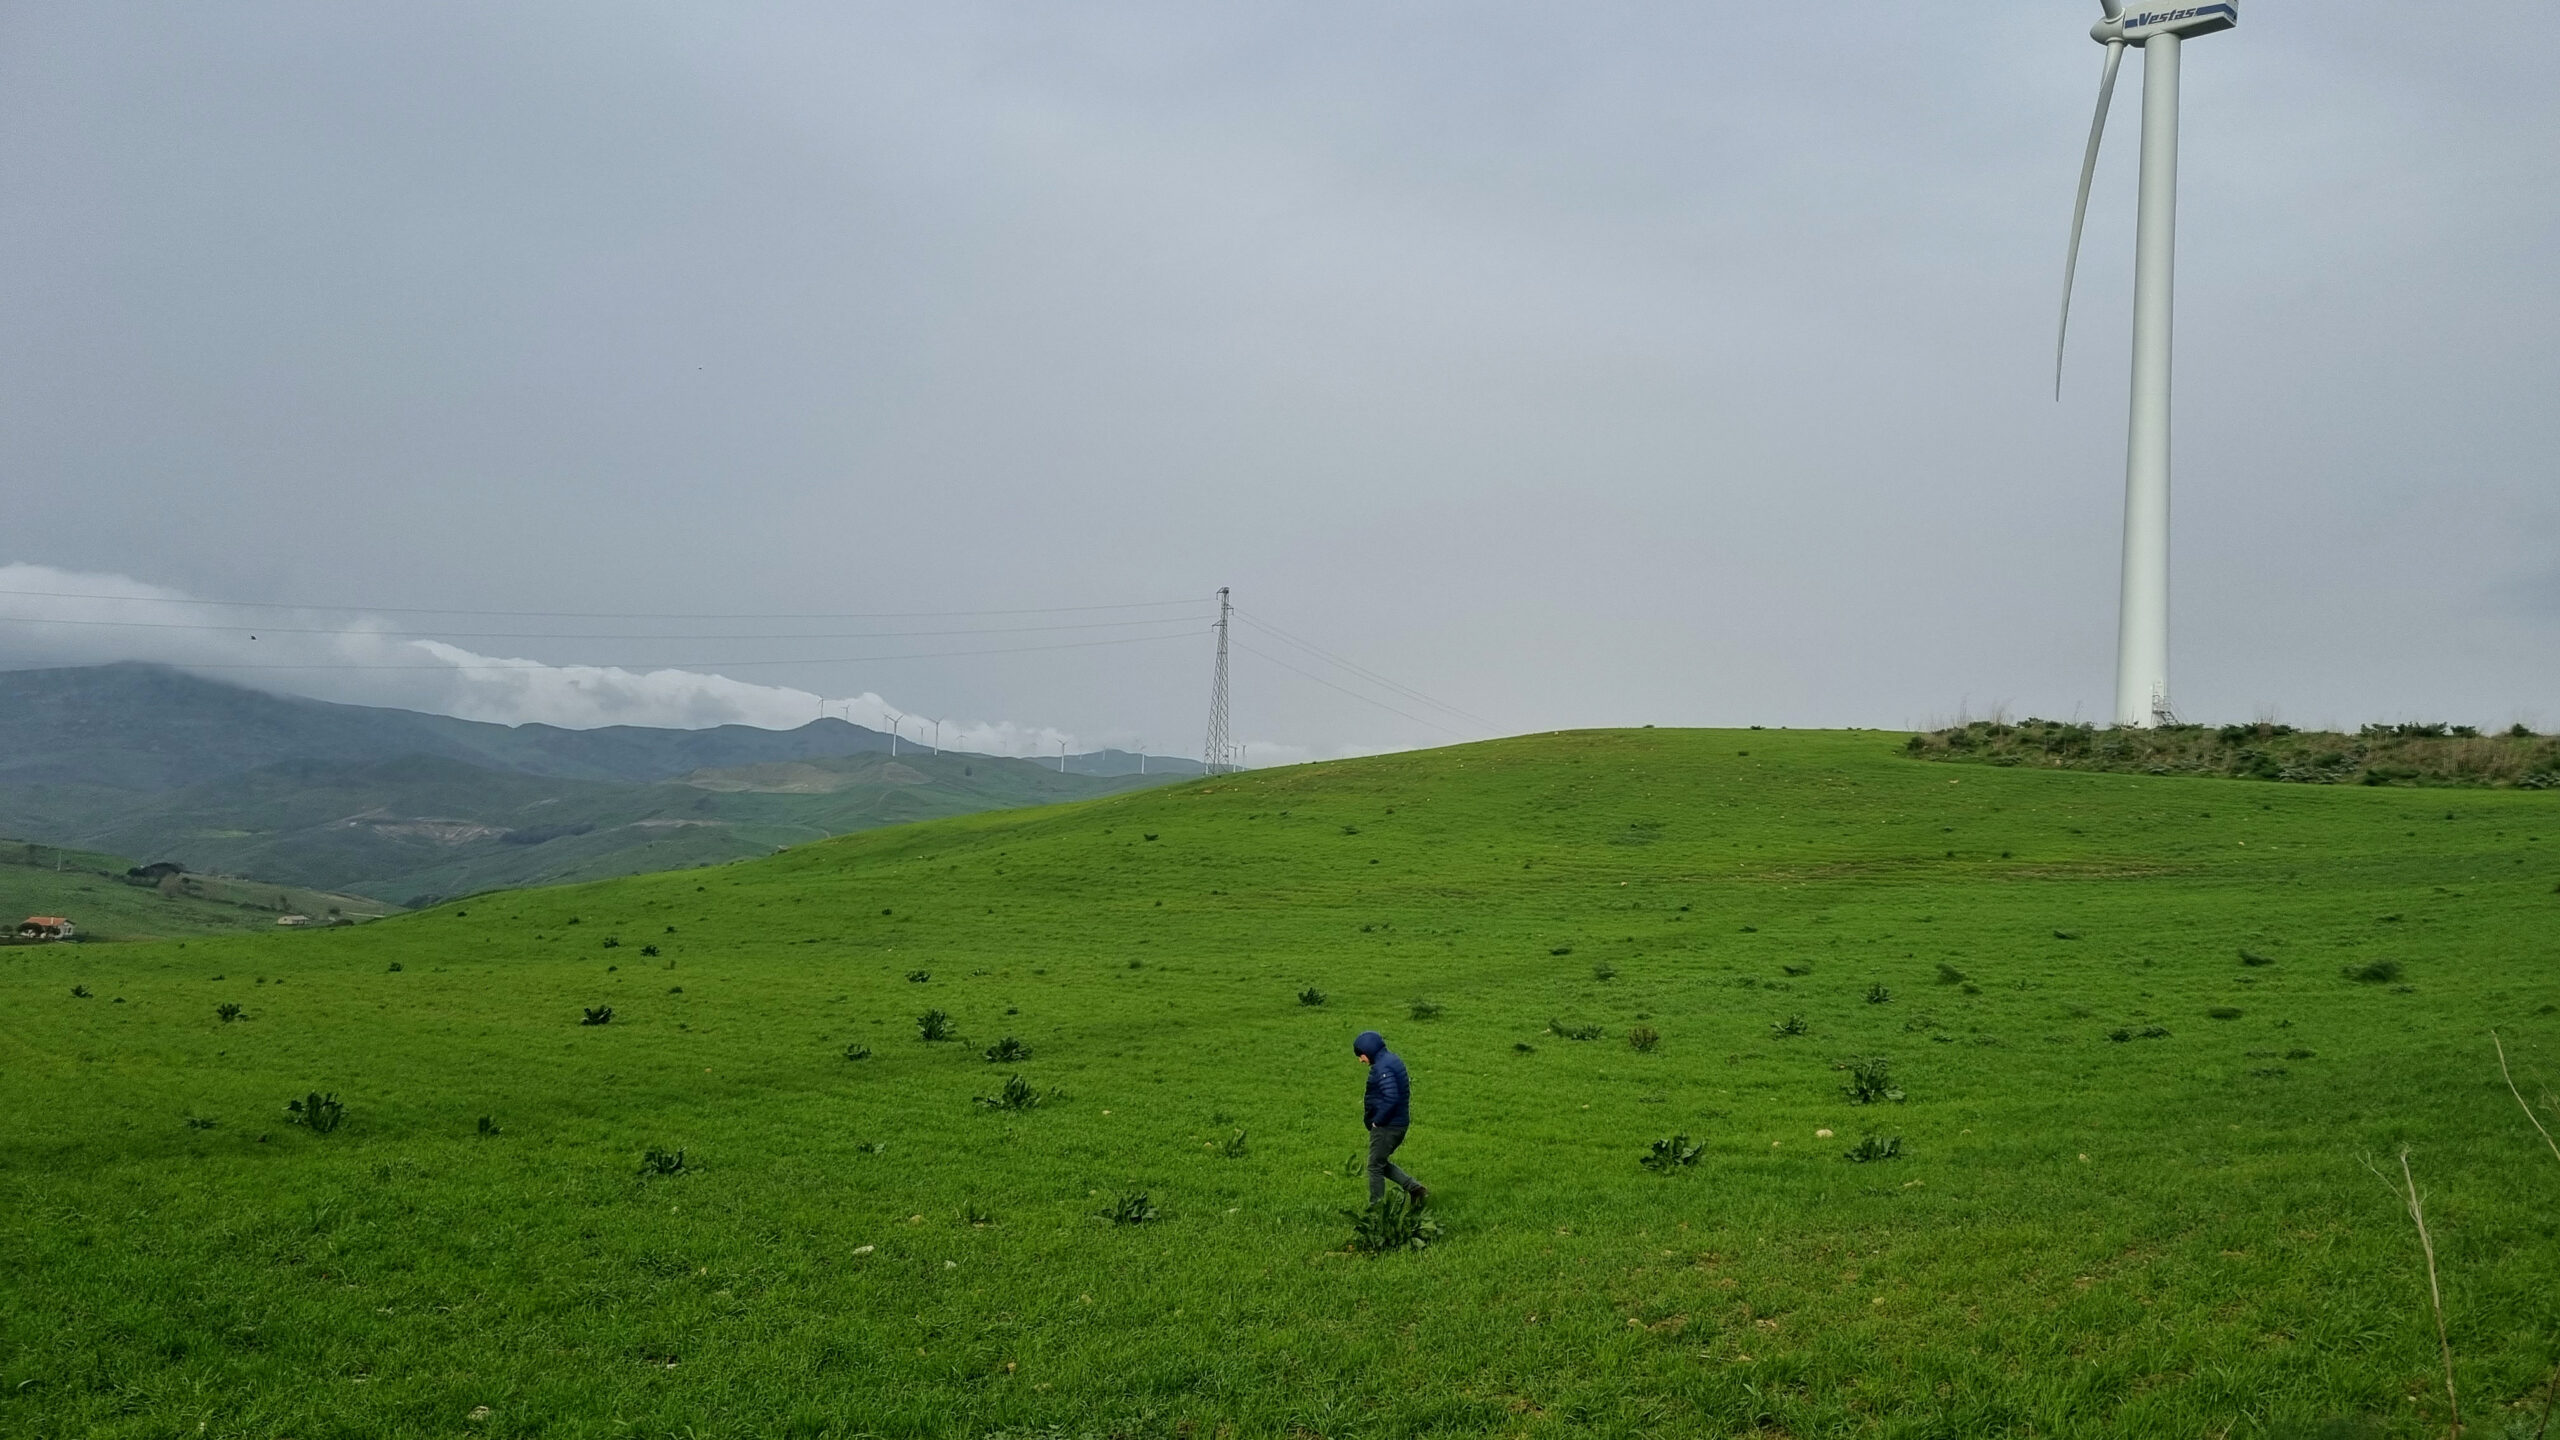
[2364, 1147, 2460, 1438]
[2492, 1031, 2560, 1168]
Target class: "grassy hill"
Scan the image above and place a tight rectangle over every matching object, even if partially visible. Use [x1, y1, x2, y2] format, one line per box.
[0, 838, 398, 942]
[4, 729, 2557, 1437]
[0, 665, 1186, 902]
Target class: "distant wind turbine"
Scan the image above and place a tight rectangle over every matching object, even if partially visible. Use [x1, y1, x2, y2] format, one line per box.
[2054, 1, 2237, 727]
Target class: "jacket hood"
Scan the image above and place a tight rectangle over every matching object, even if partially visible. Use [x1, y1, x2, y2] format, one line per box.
[1353, 1030, 1386, 1058]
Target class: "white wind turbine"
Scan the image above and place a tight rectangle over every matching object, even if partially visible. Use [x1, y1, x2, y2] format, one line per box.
[2054, 1, 2238, 728]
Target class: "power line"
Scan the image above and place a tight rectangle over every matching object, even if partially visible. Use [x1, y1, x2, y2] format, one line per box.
[1230, 639, 1470, 738]
[117, 630, 1200, 672]
[0, 587, 1207, 622]
[1230, 607, 1495, 730]
[0, 611, 1212, 642]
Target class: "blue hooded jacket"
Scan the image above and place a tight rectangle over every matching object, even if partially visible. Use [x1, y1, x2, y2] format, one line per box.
[1354, 1030, 1411, 1129]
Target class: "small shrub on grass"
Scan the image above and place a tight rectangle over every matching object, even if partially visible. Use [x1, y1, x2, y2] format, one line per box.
[1627, 1025, 1661, 1053]
[70, 985, 91, 999]
[2342, 958, 2403, 984]
[1865, 983, 1892, 1005]
[983, 1036, 1032, 1063]
[960, 1201, 996, 1227]
[387, 961, 402, 972]
[1218, 1129, 1249, 1159]
[916, 1009, 955, 1042]
[1513, 1041, 1537, 1054]
[2208, 1006, 2244, 1020]
[476, 1115, 500, 1137]
[2137, 1025, 2172, 1039]
[1841, 1056, 1905, 1104]
[581, 1005, 613, 1026]
[1549, 945, 1573, 957]
[216, 1003, 243, 1023]
[2108, 1028, 2133, 1043]
[1769, 1015, 1809, 1039]
[1843, 1134, 1903, 1163]
[1098, 1191, 1159, 1226]
[1782, 963, 1812, 977]
[640, 945, 659, 958]
[974, 1074, 1046, 1111]
[638, 1146, 686, 1177]
[1548, 1018, 1604, 1041]
[1591, 961, 1616, 982]
[1936, 963, 1970, 985]
[602, 937, 620, 949]
[1298, 986, 1327, 1007]
[1342, 1192, 1442, 1253]
[185, 1116, 218, 1131]
[905, 970, 930, 984]
[284, 1092, 345, 1134]
[1409, 998, 1443, 1021]
[842, 1043, 872, 1061]
[1639, 1134, 1703, 1172]
[2286, 1047, 2316, 1060]
[2240, 949, 2276, 967]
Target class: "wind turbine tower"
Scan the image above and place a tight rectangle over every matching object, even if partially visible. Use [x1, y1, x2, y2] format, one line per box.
[2055, 1, 2237, 728]
[1202, 588, 1236, 775]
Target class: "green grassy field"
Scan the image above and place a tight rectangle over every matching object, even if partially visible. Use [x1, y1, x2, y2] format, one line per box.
[5, 729, 2558, 1438]
[0, 839, 398, 942]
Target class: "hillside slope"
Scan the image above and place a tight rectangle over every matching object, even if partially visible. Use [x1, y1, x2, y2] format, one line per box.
[0, 665, 1187, 899]
[5, 729, 2557, 1437]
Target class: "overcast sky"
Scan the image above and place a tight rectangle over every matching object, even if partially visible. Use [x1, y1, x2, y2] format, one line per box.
[3, 3, 2554, 759]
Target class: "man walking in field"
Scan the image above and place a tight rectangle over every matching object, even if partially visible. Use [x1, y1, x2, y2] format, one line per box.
[1353, 1030, 1427, 1208]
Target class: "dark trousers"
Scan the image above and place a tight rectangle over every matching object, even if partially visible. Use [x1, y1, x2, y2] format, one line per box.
[1367, 1124, 1420, 1204]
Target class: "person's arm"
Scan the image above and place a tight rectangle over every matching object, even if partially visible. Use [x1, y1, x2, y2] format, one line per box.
[1373, 1061, 1407, 1122]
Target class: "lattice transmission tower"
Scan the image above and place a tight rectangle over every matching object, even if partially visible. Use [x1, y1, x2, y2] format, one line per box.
[1201, 587, 1236, 775]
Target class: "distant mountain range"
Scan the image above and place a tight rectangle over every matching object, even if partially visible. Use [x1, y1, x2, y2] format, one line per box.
[0, 664, 1197, 906]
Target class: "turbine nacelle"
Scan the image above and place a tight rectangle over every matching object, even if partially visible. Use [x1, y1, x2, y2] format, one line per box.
[2094, 3, 2238, 45]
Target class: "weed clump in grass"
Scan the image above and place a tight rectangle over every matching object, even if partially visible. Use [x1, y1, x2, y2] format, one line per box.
[1342, 1191, 1441, 1252]
[2342, 958, 2404, 984]
[2208, 1006, 2244, 1020]
[602, 937, 620, 949]
[2138, 1024, 2172, 1039]
[476, 1115, 500, 1137]
[1842, 1134, 1903, 1163]
[1298, 986, 1327, 1007]
[1098, 1191, 1159, 1226]
[1409, 999, 1443, 1021]
[216, 1003, 243, 1023]
[983, 1036, 1032, 1063]
[1782, 963, 1813, 977]
[1548, 1018, 1604, 1041]
[581, 1005, 614, 1026]
[1591, 961, 1616, 982]
[641, 945, 660, 958]
[1841, 1056, 1906, 1104]
[1639, 1134, 1703, 1172]
[1513, 1041, 1537, 1054]
[638, 1145, 686, 1177]
[2240, 949, 2276, 967]
[916, 1009, 956, 1042]
[1936, 963, 1970, 986]
[284, 1092, 345, 1134]
[1769, 1015, 1809, 1039]
[974, 1074, 1045, 1111]
[70, 985, 91, 999]
[1217, 1129, 1249, 1159]
[1865, 983, 1893, 1005]
[2108, 1028, 2132, 1043]
[842, 1043, 872, 1061]
[1627, 1025, 1661, 1053]
[185, 1116, 218, 1131]
[905, 970, 930, 984]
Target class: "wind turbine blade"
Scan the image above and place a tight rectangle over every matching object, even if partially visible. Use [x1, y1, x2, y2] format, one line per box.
[2056, 39, 2125, 400]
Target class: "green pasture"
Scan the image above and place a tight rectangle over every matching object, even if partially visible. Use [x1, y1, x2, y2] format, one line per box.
[4, 729, 2557, 1438]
